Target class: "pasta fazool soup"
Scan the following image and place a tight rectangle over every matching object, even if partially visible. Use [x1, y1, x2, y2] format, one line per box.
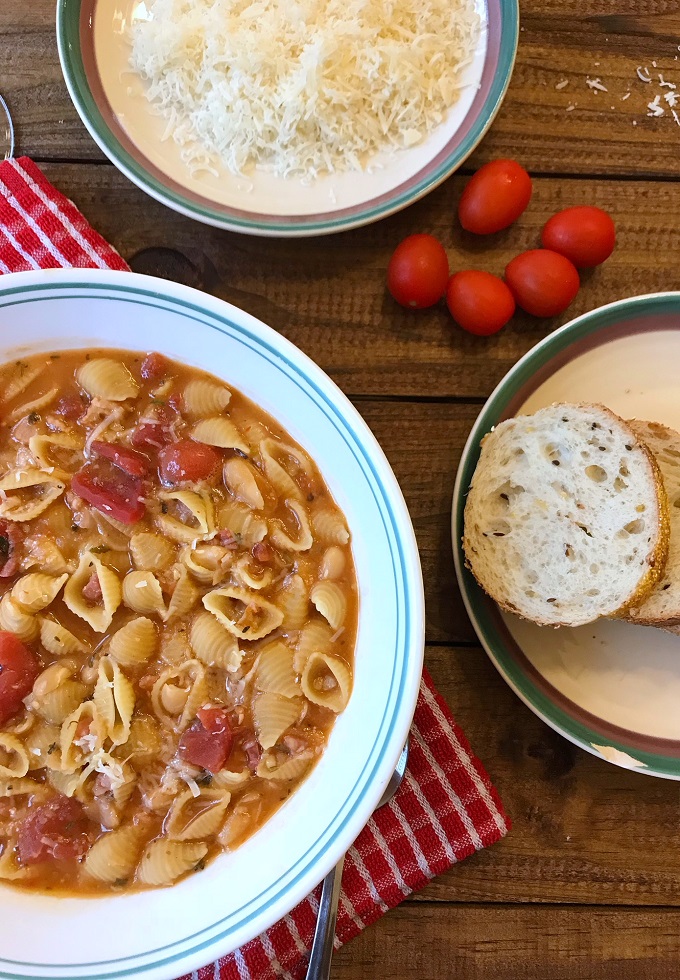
[0, 350, 356, 893]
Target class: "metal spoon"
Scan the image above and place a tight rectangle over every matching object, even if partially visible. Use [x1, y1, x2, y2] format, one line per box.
[305, 742, 409, 980]
[0, 94, 14, 160]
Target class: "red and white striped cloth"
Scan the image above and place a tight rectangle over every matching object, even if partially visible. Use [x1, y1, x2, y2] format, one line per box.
[0, 156, 129, 272]
[0, 156, 510, 980]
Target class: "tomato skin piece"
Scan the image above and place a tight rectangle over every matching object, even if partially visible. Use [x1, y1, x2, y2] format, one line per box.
[158, 439, 221, 485]
[505, 249, 580, 317]
[178, 706, 233, 773]
[541, 206, 616, 268]
[90, 440, 151, 478]
[16, 796, 94, 865]
[72, 460, 146, 525]
[387, 234, 450, 309]
[458, 160, 533, 235]
[0, 631, 40, 726]
[446, 271, 515, 336]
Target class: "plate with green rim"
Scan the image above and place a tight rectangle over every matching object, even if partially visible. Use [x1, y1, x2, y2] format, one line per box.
[56, 0, 518, 237]
[452, 293, 680, 780]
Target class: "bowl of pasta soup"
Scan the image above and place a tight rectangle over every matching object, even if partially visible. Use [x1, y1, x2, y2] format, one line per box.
[0, 269, 424, 980]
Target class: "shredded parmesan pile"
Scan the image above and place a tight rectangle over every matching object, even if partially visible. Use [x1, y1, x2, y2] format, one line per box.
[129, 0, 480, 179]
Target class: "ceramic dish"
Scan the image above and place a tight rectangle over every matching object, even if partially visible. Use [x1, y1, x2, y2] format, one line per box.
[453, 293, 680, 781]
[56, 0, 518, 237]
[0, 268, 424, 979]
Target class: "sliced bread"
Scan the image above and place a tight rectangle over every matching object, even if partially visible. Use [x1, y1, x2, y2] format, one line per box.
[462, 403, 670, 627]
[622, 420, 680, 626]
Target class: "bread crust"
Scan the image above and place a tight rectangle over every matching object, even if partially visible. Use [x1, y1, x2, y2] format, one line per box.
[462, 402, 670, 628]
[611, 435, 670, 621]
[618, 420, 677, 625]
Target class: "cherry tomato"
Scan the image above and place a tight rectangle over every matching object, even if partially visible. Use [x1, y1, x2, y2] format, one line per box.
[140, 352, 168, 381]
[178, 706, 233, 773]
[0, 632, 40, 726]
[72, 460, 146, 525]
[446, 271, 515, 336]
[541, 206, 616, 268]
[458, 160, 532, 235]
[158, 439, 221, 484]
[17, 796, 94, 865]
[90, 440, 151, 478]
[387, 234, 449, 309]
[505, 249, 580, 317]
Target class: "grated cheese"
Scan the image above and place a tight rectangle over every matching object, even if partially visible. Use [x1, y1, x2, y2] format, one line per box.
[647, 94, 664, 117]
[84, 408, 124, 455]
[129, 0, 480, 179]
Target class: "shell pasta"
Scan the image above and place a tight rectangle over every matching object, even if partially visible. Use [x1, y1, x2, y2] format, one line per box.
[0, 349, 356, 895]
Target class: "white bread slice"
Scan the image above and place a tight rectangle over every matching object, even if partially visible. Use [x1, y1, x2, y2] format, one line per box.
[623, 420, 680, 626]
[463, 403, 669, 627]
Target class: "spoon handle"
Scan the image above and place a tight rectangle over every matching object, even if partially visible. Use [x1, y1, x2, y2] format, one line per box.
[306, 855, 345, 980]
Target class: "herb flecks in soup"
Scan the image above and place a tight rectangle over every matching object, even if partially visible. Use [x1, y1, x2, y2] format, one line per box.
[0, 350, 356, 893]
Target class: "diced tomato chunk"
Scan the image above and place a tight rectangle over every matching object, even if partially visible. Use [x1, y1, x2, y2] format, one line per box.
[241, 731, 262, 772]
[252, 541, 274, 564]
[74, 716, 92, 741]
[154, 403, 177, 425]
[90, 440, 151, 478]
[0, 519, 21, 578]
[17, 795, 95, 865]
[178, 706, 233, 773]
[72, 460, 145, 525]
[131, 422, 171, 450]
[158, 440, 221, 485]
[82, 571, 102, 603]
[54, 394, 84, 421]
[217, 528, 239, 550]
[0, 631, 40, 726]
[140, 352, 168, 381]
[197, 705, 230, 735]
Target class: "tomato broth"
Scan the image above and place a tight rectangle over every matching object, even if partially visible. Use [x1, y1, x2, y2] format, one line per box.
[0, 350, 356, 894]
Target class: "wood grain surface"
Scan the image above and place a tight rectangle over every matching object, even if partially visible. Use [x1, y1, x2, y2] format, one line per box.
[4, 1, 680, 977]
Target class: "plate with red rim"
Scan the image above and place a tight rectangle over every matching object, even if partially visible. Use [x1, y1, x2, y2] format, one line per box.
[56, 0, 518, 237]
[452, 293, 680, 780]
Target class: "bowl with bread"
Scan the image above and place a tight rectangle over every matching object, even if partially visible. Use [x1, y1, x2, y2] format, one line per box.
[453, 292, 680, 779]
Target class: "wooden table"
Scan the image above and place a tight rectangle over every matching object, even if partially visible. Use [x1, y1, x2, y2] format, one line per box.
[4, 1, 680, 976]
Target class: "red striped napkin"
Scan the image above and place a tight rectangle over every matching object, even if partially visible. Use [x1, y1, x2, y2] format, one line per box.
[0, 156, 510, 980]
[0, 156, 129, 272]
